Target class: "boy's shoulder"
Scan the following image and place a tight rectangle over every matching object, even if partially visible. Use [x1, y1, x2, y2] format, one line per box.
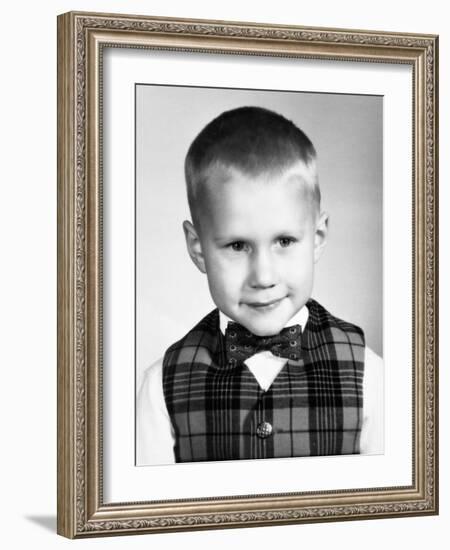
[306, 298, 365, 342]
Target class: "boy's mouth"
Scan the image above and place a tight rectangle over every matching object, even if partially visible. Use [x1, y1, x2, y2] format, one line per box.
[245, 297, 285, 311]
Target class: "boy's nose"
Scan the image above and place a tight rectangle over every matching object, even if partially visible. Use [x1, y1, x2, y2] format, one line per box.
[248, 249, 278, 289]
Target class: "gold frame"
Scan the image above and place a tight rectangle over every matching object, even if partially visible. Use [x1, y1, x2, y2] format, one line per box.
[57, 11, 439, 538]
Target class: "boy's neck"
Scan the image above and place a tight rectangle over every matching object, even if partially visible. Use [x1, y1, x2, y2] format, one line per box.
[219, 305, 309, 336]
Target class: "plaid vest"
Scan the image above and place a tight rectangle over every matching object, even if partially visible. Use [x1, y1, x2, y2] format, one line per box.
[163, 299, 365, 462]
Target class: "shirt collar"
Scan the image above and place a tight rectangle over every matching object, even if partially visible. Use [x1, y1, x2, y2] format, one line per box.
[219, 304, 309, 335]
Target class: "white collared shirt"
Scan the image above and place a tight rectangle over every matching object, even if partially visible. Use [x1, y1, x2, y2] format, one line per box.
[137, 306, 384, 465]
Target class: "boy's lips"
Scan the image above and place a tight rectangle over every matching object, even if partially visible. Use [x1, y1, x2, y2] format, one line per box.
[245, 297, 285, 310]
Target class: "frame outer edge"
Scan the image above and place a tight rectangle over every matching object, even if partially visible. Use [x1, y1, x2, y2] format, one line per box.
[56, 11, 439, 537]
[435, 35, 439, 515]
[430, 35, 439, 514]
[57, 12, 77, 539]
[62, 10, 438, 41]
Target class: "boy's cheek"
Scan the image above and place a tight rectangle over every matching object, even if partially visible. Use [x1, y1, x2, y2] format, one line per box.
[209, 271, 245, 303]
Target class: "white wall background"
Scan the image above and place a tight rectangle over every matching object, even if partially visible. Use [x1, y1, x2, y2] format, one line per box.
[0, 0, 446, 548]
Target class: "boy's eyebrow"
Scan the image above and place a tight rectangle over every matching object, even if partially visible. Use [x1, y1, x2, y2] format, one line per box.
[212, 234, 246, 244]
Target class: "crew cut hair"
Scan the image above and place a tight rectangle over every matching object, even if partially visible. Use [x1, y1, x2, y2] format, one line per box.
[184, 106, 320, 226]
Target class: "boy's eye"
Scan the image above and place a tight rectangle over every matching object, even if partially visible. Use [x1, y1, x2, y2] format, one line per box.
[278, 237, 295, 248]
[229, 241, 246, 252]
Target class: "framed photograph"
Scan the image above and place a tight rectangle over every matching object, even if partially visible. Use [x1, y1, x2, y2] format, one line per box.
[57, 11, 438, 538]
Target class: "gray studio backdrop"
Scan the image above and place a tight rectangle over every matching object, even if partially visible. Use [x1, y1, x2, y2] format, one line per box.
[136, 85, 383, 385]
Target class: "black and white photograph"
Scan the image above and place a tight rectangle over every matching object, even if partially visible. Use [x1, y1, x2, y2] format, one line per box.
[135, 85, 384, 466]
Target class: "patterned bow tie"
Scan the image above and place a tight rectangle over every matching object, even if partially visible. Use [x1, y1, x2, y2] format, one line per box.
[224, 322, 302, 366]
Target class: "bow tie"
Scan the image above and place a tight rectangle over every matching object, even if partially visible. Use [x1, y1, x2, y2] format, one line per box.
[224, 322, 302, 366]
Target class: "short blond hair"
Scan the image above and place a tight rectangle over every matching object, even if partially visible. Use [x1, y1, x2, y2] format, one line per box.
[185, 106, 320, 226]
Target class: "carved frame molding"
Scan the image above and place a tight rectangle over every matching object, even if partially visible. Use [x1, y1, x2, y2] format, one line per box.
[57, 12, 438, 538]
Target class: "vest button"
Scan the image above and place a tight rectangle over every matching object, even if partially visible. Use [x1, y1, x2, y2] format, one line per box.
[256, 421, 273, 439]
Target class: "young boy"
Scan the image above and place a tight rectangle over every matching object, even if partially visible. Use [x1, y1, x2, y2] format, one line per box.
[137, 106, 383, 465]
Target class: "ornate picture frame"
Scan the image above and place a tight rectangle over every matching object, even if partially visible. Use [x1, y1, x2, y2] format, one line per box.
[57, 11, 438, 538]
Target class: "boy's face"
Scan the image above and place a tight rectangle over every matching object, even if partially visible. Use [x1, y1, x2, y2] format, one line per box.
[184, 164, 328, 336]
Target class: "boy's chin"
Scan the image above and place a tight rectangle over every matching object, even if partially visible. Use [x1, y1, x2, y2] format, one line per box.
[239, 317, 287, 337]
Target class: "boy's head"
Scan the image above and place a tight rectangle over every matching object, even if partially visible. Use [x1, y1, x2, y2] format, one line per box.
[185, 106, 320, 228]
[183, 106, 328, 336]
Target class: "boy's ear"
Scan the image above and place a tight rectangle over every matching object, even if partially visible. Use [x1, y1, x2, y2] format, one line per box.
[314, 211, 329, 263]
[183, 220, 206, 273]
